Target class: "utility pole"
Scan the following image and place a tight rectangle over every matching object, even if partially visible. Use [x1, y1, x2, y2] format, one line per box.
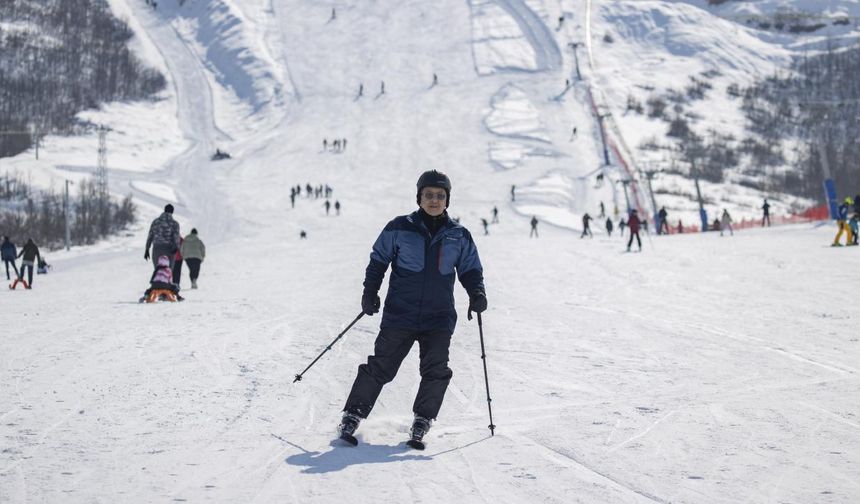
[596, 112, 611, 165]
[64, 179, 73, 251]
[640, 167, 662, 233]
[618, 179, 632, 213]
[568, 42, 583, 81]
[97, 127, 108, 197]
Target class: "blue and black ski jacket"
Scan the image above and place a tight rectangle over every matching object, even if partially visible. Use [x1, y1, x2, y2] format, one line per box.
[364, 210, 484, 333]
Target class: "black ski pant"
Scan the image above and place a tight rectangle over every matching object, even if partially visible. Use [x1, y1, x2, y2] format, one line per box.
[185, 258, 202, 281]
[20, 262, 33, 286]
[172, 260, 183, 286]
[4, 260, 18, 281]
[344, 327, 453, 420]
[627, 231, 641, 250]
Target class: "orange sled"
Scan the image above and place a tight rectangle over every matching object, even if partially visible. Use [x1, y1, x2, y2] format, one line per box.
[144, 289, 178, 303]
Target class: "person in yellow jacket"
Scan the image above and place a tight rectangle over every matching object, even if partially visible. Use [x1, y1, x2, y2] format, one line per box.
[179, 228, 206, 288]
[833, 197, 855, 246]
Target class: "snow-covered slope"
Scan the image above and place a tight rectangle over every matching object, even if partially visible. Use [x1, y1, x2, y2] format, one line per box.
[1, 0, 859, 502]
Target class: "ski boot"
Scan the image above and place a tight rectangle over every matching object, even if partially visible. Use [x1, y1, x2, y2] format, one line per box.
[407, 415, 432, 450]
[337, 413, 361, 446]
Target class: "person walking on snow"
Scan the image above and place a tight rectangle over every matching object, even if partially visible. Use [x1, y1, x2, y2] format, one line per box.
[833, 197, 854, 246]
[658, 207, 669, 235]
[338, 170, 486, 446]
[16, 238, 41, 288]
[720, 209, 734, 237]
[325, 200, 331, 215]
[530, 216, 539, 238]
[761, 199, 771, 227]
[619, 217, 626, 236]
[1, 236, 18, 281]
[627, 210, 642, 252]
[491, 206, 499, 224]
[180, 228, 206, 289]
[581, 213, 593, 238]
[481, 218, 489, 235]
[144, 204, 181, 270]
[605, 217, 613, 237]
[335, 200, 341, 216]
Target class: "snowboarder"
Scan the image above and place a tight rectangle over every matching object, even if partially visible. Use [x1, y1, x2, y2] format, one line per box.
[481, 218, 489, 235]
[1, 236, 18, 281]
[335, 200, 341, 216]
[720, 209, 734, 237]
[626, 210, 642, 252]
[16, 238, 42, 288]
[581, 213, 593, 238]
[491, 206, 499, 224]
[761, 199, 771, 227]
[530, 216, 539, 238]
[180, 228, 205, 289]
[833, 197, 854, 246]
[605, 217, 613, 237]
[145, 204, 181, 270]
[657, 207, 669, 235]
[338, 170, 486, 448]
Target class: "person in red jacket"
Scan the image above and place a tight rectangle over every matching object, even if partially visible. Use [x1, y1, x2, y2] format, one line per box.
[627, 209, 642, 252]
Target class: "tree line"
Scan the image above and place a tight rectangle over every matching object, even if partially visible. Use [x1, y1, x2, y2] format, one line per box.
[0, 172, 136, 250]
[0, 0, 165, 157]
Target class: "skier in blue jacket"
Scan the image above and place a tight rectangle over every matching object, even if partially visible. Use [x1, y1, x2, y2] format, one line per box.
[338, 170, 487, 446]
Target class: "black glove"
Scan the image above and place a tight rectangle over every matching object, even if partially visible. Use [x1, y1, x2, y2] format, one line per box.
[469, 291, 487, 314]
[144, 250, 150, 261]
[361, 292, 381, 316]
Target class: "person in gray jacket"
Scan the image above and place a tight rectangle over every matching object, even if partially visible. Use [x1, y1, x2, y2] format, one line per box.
[180, 228, 206, 289]
[144, 204, 181, 269]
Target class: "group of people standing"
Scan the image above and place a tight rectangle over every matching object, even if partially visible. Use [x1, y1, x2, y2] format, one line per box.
[142, 204, 206, 301]
[1, 236, 43, 288]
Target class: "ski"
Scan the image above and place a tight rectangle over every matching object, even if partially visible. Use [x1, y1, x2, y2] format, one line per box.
[406, 439, 425, 450]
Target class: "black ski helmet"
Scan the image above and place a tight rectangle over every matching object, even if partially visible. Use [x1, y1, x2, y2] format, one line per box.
[416, 170, 452, 207]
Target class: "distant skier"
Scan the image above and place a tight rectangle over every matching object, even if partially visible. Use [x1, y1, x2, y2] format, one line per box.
[290, 191, 296, 209]
[323, 138, 327, 151]
[335, 200, 341, 215]
[342, 138, 347, 152]
[337, 170, 486, 449]
[657, 206, 669, 235]
[720, 209, 734, 237]
[530, 216, 539, 238]
[580, 213, 593, 238]
[306, 183, 313, 197]
[144, 204, 180, 270]
[599, 201, 605, 218]
[16, 238, 42, 288]
[605, 217, 613, 237]
[324, 200, 331, 215]
[180, 228, 206, 289]
[626, 210, 642, 252]
[833, 197, 854, 246]
[619, 217, 626, 236]
[432, 73, 438, 87]
[569, 126, 577, 141]
[1, 236, 18, 281]
[761, 198, 771, 227]
[300, 230, 307, 239]
[481, 218, 489, 235]
[358, 83, 364, 98]
[380, 81, 385, 95]
[491, 206, 499, 224]
[330, 7, 336, 20]
[511, 185, 516, 202]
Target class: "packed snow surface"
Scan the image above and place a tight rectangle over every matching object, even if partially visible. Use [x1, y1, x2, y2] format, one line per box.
[1, 0, 858, 503]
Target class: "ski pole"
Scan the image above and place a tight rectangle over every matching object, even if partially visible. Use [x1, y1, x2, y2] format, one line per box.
[476, 312, 496, 436]
[293, 311, 364, 383]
